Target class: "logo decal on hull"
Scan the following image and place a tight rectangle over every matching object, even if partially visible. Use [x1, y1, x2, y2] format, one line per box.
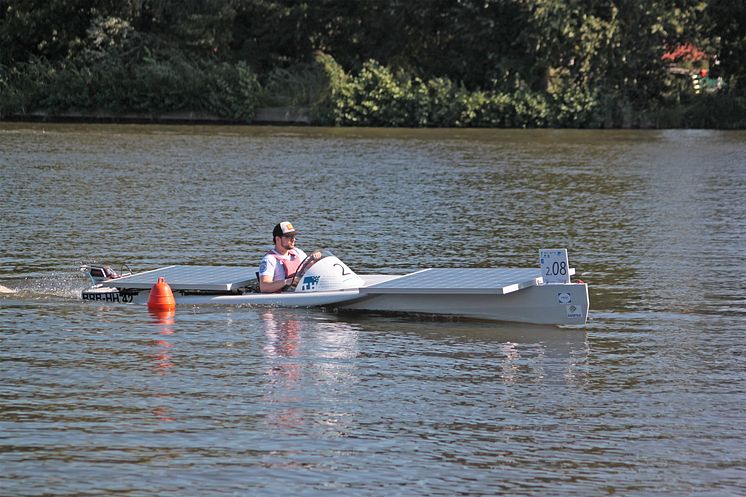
[566, 304, 582, 319]
[301, 275, 321, 291]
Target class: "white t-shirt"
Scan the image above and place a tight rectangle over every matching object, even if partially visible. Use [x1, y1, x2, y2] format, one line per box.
[258, 248, 308, 281]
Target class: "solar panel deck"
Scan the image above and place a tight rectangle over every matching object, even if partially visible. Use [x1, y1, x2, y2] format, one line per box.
[364, 268, 543, 295]
[102, 265, 257, 291]
[102, 265, 572, 294]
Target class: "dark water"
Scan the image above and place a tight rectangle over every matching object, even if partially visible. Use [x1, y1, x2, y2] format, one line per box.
[1, 123, 745, 496]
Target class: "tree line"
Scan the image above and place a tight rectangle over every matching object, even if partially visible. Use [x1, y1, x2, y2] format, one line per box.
[1, 0, 745, 127]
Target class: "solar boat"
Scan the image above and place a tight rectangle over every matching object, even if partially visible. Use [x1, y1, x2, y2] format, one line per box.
[81, 249, 589, 326]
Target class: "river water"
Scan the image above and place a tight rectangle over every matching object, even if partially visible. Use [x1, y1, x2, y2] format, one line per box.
[1, 123, 744, 496]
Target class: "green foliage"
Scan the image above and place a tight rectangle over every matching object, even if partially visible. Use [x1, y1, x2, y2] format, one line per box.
[204, 61, 261, 120]
[644, 94, 746, 128]
[262, 63, 329, 108]
[0, 70, 24, 117]
[706, 0, 746, 95]
[312, 55, 600, 128]
[1, 0, 745, 127]
[548, 83, 602, 128]
[681, 95, 746, 128]
[0, 52, 261, 120]
[332, 60, 418, 127]
[312, 52, 348, 124]
[127, 53, 190, 113]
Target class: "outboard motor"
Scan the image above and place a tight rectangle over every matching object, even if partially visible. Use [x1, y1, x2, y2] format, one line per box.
[80, 263, 130, 286]
[293, 253, 364, 292]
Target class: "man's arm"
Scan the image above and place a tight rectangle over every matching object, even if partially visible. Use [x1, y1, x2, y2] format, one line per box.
[259, 275, 291, 293]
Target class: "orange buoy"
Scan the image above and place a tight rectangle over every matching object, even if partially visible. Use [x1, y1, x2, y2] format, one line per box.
[147, 276, 176, 312]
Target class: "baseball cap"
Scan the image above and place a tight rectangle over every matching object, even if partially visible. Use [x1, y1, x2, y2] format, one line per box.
[273, 221, 298, 238]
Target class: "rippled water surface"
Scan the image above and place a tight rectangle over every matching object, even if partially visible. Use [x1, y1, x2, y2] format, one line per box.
[1, 124, 745, 496]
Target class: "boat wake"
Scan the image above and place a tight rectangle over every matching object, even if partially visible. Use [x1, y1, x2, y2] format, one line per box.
[0, 272, 88, 300]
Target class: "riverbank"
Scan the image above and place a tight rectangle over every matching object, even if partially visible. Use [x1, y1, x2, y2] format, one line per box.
[4, 100, 745, 128]
[5, 53, 744, 129]
[2, 107, 311, 125]
[4, 52, 745, 129]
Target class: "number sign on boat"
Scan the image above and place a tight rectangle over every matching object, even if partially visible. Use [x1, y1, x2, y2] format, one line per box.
[540, 249, 570, 284]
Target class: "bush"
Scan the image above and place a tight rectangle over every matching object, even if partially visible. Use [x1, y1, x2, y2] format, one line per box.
[0, 70, 24, 117]
[262, 63, 329, 108]
[203, 61, 261, 120]
[549, 86, 601, 127]
[333, 59, 417, 126]
[681, 94, 746, 128]
[0, 50, 262, 121]
[311, 52, 347, 124]
[314, 54, 597, 128]
[3, 50, 743, 128]
[129, 55, 188, 113]
[426, 77, 464, 126]
[0, 58, 54, 115]
[644, 94, 746, 128]
[40, 63, 94, 112]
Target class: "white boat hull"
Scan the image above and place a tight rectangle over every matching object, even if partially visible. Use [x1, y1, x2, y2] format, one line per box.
[82, 251, 590, 326]
[343, 281, 589, 325]
[132, 288, 364, 307]
[87, 277, 588, 326]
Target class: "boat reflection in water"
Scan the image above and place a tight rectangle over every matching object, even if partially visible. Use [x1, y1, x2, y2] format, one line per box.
[259, 310, 361, 432]
[345, 316, 591, 389]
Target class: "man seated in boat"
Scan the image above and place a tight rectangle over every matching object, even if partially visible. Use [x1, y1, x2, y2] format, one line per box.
[258, 221, 320, 293]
